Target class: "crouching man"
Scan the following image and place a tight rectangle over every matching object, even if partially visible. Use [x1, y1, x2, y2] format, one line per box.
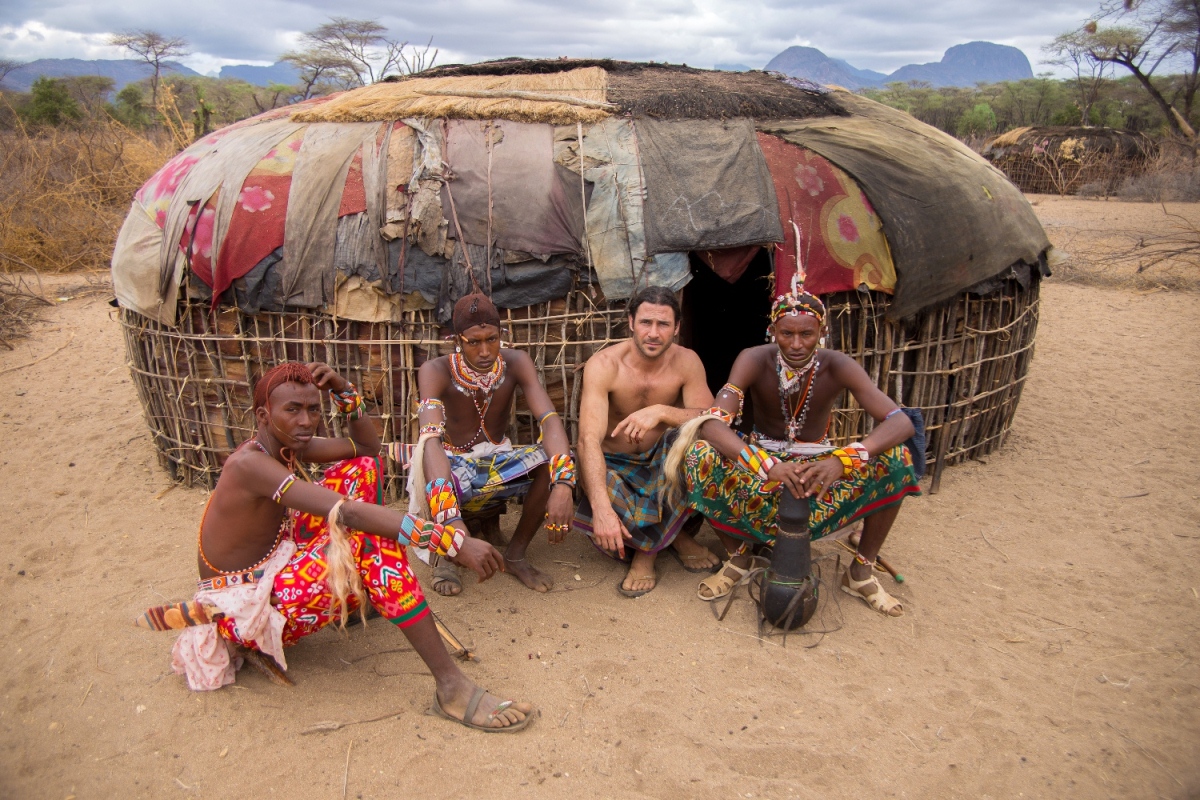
[142, 362, 533, 732]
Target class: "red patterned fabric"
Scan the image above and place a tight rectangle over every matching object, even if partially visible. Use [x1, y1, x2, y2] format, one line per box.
[216, 456, 429, 648]
[756, 132, 897, 298]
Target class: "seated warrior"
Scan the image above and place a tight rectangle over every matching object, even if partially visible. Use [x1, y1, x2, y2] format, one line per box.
[667, 273, 920, 616]
[575, 286, 720, 597]
[151, 361, 532, 731]
[403, 292, 576, 595]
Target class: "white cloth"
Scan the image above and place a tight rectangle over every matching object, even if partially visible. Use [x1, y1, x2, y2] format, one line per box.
[170, 539, 295, 691]
[752, 433, 835, 458]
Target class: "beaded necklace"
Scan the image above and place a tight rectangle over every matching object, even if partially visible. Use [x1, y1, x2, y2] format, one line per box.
[447, 352, 507, 453]
[776, 351, 820, 444]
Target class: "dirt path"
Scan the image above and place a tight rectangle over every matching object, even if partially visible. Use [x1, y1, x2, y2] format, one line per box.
[1, 200, 1197, 798]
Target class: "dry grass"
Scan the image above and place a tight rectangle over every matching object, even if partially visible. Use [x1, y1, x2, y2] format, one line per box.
[0, 113, 179, 275]
[0, 272, 51, 348]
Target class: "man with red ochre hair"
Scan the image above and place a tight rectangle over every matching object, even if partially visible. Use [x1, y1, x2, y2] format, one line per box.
[142, 361, 533, 732]
[399, 292, 576, 596]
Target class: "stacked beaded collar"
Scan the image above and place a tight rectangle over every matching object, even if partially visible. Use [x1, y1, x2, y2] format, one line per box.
[449, 351, 506, 396]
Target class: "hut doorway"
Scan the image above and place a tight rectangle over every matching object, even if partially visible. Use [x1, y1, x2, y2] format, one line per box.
[680, 246, 774, 397]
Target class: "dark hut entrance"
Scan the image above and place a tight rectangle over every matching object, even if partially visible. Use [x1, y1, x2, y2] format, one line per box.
[680, 247, 773, 399]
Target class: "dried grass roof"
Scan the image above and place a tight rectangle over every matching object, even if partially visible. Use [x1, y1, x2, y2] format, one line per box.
[293, 58, 844, 124]
[982, 126, 1155, 159]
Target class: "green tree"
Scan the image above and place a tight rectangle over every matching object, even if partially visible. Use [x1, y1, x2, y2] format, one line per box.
[957, 102, 998, 137]
[111, 84, 151, 128]
[23, 77, 82, 125]
[108, 29, 190, 109]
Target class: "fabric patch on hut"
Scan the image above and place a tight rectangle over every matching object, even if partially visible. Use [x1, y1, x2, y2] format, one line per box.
[577, 117, 690, 299]
[761, 90, 1049, 319]
[442, 119, 585, 257]
[291, 67, 612, 125]
[636, 117, 783, 254]
[112, 200, 178, 325]
[756, 133, 895, 296]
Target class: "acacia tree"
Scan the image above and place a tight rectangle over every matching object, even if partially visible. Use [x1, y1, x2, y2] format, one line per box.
[1044, 30, 1112, 124]
[108, 29, 190, 108]
[281, 47, 358, 99]
[0, 58, 22, 88]
[284, 17, 437, 95]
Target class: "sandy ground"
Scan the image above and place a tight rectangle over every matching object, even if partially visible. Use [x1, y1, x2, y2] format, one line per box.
[1, 197, 1198, 799]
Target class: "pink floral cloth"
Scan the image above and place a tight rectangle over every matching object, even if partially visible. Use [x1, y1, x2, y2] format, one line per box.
[170, 539, 295, 691]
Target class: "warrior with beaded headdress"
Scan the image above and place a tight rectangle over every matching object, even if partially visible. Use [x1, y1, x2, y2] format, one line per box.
[395, 292, 577, 596]
[138, 360, 533, 731]
[664, 249, 921, 618]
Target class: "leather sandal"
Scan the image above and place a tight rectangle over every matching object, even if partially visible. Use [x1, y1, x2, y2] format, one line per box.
[697, 555, 751, 602]
[840, 568, 904, 616]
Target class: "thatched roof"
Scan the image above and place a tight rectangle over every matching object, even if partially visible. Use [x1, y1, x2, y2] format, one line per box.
[981, 126, 1155, 161]
[293, 58, 845, 124]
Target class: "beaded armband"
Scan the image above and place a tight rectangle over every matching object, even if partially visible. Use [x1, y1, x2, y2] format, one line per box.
[830, 442, 870, 477]
[425, 478, 461, 525]
[717, 383, 745, 425]
[548, 453, 577, 488]
[701, 406, 734, 426]
[271, 473, 296, 504]
[331, 384, 365, 420]
[418, 398, 445, 415]
[419, 422, 446, 438]
[736, 444, 781, 482]
[398, 514, 467, 558]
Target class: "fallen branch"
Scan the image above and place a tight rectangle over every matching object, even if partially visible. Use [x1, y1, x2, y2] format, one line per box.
[300, 709, 405, 735]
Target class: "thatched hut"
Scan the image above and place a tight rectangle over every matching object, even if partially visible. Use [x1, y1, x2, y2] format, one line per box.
[112, 59, 1051, 498]
[981, 125, 1156, 195]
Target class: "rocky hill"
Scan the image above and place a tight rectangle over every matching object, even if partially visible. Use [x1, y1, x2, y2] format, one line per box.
[218, 62, 300, 86]
[763, 41, 1033, 89]
[0, 58, 200, 92]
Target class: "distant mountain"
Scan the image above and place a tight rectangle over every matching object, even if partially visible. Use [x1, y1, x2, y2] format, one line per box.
[219, 62, 300, 86]
[714, 63, 752, 72]
[764, 41, 1033, 89]
[0, 58, 200, 92]
[765, 46, 887, 90]
[888, 42, 1033, 87]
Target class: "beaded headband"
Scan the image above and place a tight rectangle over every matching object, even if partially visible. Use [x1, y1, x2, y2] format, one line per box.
[770, 257, 826, 325]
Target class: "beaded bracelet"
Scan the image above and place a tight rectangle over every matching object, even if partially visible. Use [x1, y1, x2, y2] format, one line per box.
[717, 383, 745, 425]
[271, 473, 296, 504]
[830, 442, 870, 477]
[547, 453, 577, 488]
[736, 444, 781, 482]
[331, 384, 365, 420]
[701, 405, 734, 426]
[397, 514, 464, 557]
[419, 422, 446, 438]
[426, 478, 461, 525]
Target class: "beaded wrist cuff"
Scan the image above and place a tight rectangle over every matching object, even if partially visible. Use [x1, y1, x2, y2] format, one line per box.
[831, 442, 870, 477]
[398, 514, 466, 558]
[331, 384, 365, 420]
[419, 422, 446, 438]
[548, 453, 577, 488]
[426, 478, 461, 525]
[736, 444, 780, 482]
[701, 406, 734, 426]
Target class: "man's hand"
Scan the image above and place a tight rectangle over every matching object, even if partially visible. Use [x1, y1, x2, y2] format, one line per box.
[545, 484, 574, 544]
[450, 536, 505, 581]
[611, 406, 662, 446]
[792, 457, 844, 499]
[592, 506, 632, 559]
[308, 362, 350, 394]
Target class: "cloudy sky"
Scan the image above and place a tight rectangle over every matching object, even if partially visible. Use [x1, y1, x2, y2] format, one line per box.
[0, 0, 1105, 76]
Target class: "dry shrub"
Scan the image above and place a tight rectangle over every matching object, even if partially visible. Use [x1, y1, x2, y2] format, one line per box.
[0, 113, 179, 274]
[1114, 144, 1200, 202]
[0, 272, 51, 348]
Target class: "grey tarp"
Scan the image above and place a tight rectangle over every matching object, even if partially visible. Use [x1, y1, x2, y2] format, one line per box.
[157, 118, 302, 301]
[442, 119, 585, 257]
[577, 117, 690, 300]
[759, 90, 1051, 319]
[111, 200, 178, 325]
[636, 117, 783, 255]
[280, 122, 381, 307]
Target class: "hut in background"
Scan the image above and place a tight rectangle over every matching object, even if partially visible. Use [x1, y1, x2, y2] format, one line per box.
[111, 60, 1051, 498]
[981, 125, 1156, 195]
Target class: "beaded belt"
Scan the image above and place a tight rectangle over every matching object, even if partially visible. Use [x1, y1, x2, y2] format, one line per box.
[197, 568, 265, 592]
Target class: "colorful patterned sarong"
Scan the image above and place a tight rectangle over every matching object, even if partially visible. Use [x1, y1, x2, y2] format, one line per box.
[393, 438, 547, 514]
[575, 430, 691, 555]
[683, 440, 920, 545]
[215, 456, 429, 651]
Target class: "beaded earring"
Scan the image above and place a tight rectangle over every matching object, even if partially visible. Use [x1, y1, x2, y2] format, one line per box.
[455, 344, 462, 353]
[820, 336, 826, 348]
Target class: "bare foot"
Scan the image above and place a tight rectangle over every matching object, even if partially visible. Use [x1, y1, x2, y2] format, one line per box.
[436, 680, 534, 730]
[670, 529, 721, 572]
[504, 555, 554, 592]
[619, 551, 657, 597]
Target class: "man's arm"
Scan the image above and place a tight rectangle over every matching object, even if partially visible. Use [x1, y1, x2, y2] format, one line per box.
[829, 352, 915, 457]
[509, 351, 574, 541]
[577, 354, 631, 557]
[610, 349, 714, 444]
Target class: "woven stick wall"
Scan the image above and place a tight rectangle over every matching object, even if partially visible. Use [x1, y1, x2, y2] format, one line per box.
[122, 274, 1038, 498]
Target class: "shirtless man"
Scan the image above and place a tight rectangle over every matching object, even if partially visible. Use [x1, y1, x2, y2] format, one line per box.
[405, 293, 575, 595]
[669, 277, 920, 616]
[156, 361, 532, 731]
[575, 286, 720, 597]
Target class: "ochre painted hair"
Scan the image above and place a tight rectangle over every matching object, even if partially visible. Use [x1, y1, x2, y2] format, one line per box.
[253, 362, 315, 411]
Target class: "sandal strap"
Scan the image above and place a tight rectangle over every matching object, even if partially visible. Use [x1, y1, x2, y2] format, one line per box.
[463, 686, 487, 726]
